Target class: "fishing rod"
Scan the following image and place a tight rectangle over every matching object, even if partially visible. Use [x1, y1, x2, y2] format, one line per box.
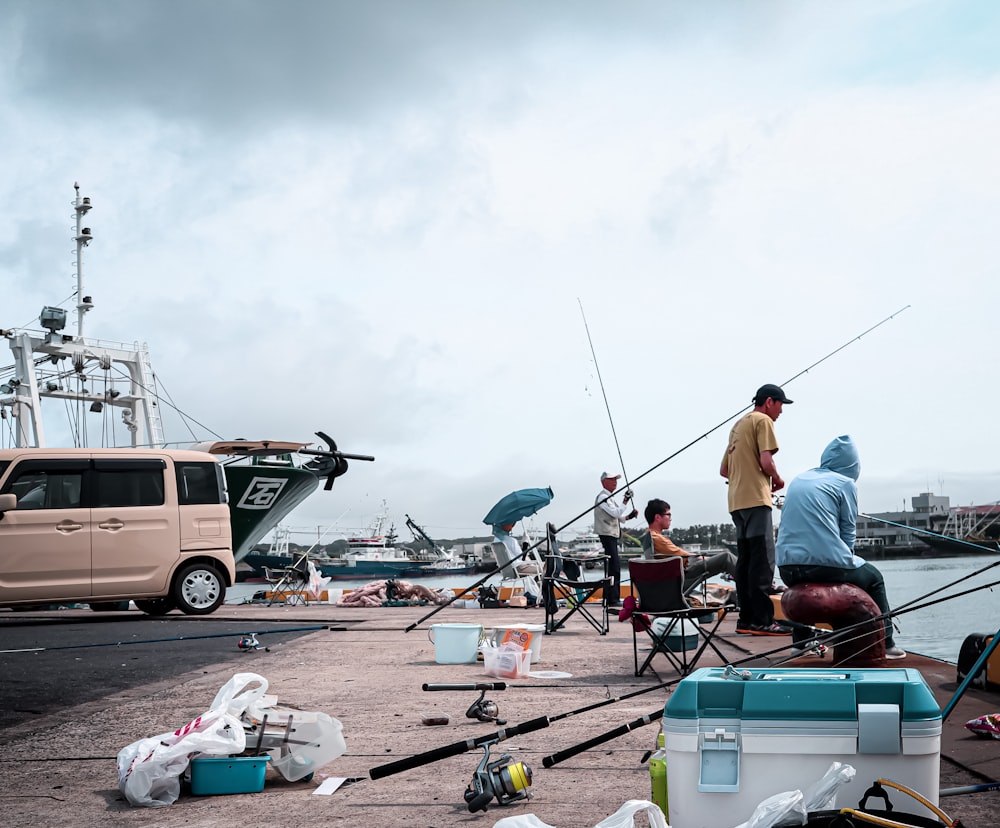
[579, 298, 632, 494]
[541, 627, 911, 770]
[368, 715, 550, 780]
[0, 624, 332, 654]
[405, 307, 910, 632]
[940, 782, 1000, 797]
[543, 575, 1000, 767]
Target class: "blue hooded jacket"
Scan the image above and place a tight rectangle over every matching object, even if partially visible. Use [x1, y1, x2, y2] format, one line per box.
[775, 435, 864, 569]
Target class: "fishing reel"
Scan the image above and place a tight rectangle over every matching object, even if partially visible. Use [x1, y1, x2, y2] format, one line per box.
[466, 687, 506, 725]
[422, 682, 507, 725]
[237, 633, 269, 652]
[464, 738, 533, 813]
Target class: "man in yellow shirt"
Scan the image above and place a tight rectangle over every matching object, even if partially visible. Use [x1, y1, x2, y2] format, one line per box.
[641, 499, 737, 598]
[719, 383, 791, 636]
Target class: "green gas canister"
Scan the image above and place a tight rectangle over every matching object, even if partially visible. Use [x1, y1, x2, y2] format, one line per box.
[649, 747, 668, 817]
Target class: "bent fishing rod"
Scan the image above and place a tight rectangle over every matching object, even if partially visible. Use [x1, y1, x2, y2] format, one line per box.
[406, 306, 910, 632]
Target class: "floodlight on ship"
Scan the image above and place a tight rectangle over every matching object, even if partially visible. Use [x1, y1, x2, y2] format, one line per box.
[39, 306, 67, 333]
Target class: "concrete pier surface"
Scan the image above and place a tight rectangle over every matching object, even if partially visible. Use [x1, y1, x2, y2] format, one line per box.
[1, 602, 997, 827]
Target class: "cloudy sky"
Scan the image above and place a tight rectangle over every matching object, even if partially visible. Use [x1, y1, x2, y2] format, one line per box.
[2, 1, 999, 542]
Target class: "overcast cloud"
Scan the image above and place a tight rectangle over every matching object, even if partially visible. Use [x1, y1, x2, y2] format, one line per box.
[2, 1, 999, 542]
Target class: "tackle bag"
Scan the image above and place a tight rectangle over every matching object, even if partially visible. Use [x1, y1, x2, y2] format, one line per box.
[956, 632, 998, 689]
[803, 778, 957, 828]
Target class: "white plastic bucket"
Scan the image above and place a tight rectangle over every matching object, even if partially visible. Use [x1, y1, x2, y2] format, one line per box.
[491, 624, 545, 664]
[427, 623, 484, 664]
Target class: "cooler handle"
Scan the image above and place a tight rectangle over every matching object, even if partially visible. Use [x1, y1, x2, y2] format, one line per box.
[847, 778, 958, 828]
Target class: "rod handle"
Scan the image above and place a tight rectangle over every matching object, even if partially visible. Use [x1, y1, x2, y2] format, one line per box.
[542, 711, 661, 768]
[368, 716, 549, 780]
[369, 737, 479, 779]
[422, 682, 506, 692]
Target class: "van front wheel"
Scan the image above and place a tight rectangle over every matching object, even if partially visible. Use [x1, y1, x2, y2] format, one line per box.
[173, 564, 226, 615]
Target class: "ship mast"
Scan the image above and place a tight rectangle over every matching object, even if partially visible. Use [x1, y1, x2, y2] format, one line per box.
[73, 182, 94, 338]
[1, 185, 166, 448]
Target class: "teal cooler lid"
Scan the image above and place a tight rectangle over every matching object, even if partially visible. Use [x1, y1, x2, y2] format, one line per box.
[665, 667, 940, 723]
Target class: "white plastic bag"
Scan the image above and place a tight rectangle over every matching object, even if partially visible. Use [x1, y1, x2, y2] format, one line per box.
[594, 799, 669, 828]
[733, 789, 806, 828]
[210, 671, 269, 716]
[732, 762, 857, 828]
[802, 762, 855, 812]
[492, 816, 557, 828]
[116, 672, 268, 807]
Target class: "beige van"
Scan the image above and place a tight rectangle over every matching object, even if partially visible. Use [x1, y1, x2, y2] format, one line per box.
[0, 448, 236, 615]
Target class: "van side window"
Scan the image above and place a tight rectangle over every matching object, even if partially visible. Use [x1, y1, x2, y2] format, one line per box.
[7, 470, 84, 510]
[176, 461, 225, 505]
[92, 458, 167, 508]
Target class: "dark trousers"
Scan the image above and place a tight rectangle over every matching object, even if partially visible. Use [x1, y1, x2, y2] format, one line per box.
[731, 506, 775, 627]
[779, 562, 895, 648]
[598, 534, 621, 605]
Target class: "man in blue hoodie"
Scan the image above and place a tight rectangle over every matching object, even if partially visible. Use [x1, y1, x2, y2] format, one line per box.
[775, 435, 905, 658]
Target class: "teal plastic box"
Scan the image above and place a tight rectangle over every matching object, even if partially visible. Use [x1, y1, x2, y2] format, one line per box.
[663, 667, 941, 828]
[189, 755, 270, 796]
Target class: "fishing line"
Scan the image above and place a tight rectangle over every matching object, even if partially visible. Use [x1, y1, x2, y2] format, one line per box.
[579, 298, 631, 491]
[862, 514, 998, 554]
[0, 624, 331, 654]
[406, 306, 910, 632]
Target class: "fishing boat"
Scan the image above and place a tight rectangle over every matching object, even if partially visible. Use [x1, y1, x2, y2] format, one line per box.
[400, 513, 480, 577]
[563, 531, 606, 568]
[0, 186, 371, 565]
[916, 502, 1000, 555]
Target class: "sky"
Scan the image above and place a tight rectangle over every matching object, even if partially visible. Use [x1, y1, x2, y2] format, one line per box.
[2, 1, 1000, 544]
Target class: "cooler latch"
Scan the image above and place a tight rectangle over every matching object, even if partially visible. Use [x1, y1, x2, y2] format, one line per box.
[698, 727, 740, 792]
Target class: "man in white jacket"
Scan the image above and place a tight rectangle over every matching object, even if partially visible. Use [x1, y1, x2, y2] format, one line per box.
[594, 471, 638, 608]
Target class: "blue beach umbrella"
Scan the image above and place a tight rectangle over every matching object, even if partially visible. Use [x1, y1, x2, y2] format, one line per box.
[483, 487, 554, 528]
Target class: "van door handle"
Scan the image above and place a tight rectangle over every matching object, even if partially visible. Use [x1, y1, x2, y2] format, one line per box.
[56, 520, 85, 533]
[97, 519, 125, 531]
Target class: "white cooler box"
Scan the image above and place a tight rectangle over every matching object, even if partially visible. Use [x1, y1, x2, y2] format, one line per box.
[663, 667, 941, 828]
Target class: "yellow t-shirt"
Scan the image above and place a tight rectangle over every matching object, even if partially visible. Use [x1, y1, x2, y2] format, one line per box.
[721, 411, 779, 512]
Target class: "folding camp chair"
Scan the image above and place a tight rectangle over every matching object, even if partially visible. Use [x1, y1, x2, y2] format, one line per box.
[543, 523, 611, 635]
[628, 558, 731, 677]
[490, 539, 544, 605]
[264, 553, 313, 606]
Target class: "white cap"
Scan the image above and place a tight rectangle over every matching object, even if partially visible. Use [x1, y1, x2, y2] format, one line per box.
[600, 471, 621, 481]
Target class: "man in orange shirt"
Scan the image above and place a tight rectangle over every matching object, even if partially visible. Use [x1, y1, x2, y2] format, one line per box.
[641, 498, 737, 598]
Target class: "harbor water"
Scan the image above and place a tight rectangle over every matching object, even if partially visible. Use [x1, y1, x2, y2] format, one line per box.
[226, 553, 1000, 663]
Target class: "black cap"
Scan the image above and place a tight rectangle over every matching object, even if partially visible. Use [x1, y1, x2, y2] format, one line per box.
[753, 384, 793, 406]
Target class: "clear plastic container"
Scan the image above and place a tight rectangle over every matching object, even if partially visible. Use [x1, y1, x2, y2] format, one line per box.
[483, 647, 532, 679]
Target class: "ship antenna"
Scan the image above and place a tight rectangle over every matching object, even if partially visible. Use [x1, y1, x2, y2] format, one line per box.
[73, 182, 94, 338]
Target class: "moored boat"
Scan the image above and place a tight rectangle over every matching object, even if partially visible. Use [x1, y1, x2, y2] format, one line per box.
[0, 186, 371, 568]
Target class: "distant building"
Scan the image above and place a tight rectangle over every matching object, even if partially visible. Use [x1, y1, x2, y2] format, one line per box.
[855, 492, 950, 557]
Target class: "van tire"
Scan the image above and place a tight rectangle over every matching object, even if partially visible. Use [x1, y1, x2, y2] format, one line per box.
[135, 597, 177, 616]
[173, 563, 226, 615]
